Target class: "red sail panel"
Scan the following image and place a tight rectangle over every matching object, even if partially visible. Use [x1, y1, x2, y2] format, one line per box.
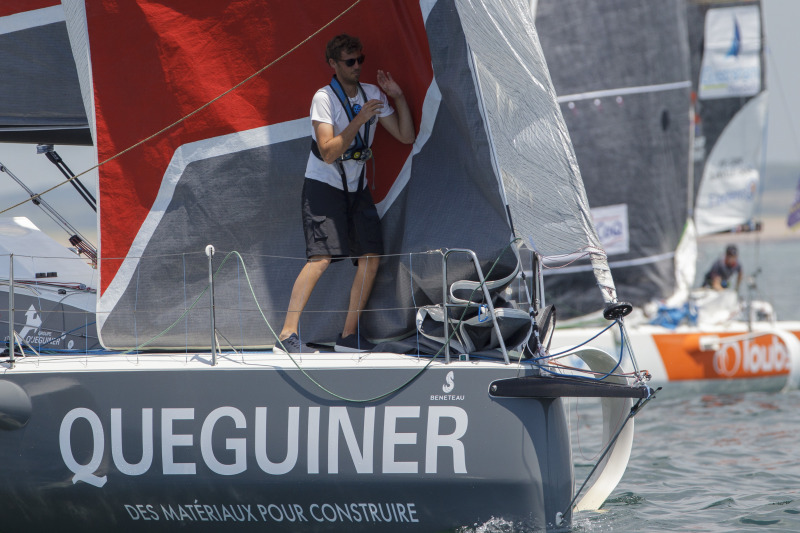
[87, 1, 430, 294]
[0, 0, 57, 17]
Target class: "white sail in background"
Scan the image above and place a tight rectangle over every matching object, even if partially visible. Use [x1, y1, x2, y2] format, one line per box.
[694, 90, 767, 236]
[698, 5, 761, 100]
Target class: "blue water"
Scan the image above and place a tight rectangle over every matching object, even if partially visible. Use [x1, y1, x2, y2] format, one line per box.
[567, 234, 800, 532]
[571, 389, 800, 532]
[472, 225, 800, 532]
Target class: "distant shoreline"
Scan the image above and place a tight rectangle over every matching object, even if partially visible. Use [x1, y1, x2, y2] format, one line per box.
[697, 215, 800, 244]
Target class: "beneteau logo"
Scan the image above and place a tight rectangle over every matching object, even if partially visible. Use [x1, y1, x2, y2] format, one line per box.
[431, 371, 463, 402]
[442, 371, 455, 393]
[712, 335, 791, 377]
[58, 405, 469, 487]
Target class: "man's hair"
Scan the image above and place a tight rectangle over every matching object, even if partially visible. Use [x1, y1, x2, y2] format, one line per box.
[725, 244, 738, 257]
[325, 34, 362, 62]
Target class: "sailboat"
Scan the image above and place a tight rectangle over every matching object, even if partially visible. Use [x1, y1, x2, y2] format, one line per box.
[535, 0, 800, 394]
[0, 1, 655, 530]
[1, 1, 99, 353]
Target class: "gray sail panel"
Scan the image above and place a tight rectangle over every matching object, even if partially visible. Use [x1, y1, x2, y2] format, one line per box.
[454, 0, 603, 259]
[0, 14, 90, 145]
[535, 0, 692, 317]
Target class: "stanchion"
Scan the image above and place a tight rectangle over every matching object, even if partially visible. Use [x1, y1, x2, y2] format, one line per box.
[8, 254, 14, 367]
[206, 245, 217, 366]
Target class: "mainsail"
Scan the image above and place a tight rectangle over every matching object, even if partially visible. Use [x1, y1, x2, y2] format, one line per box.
[0, 1, 91, 145]
[68, 0, 609, 349]
[535, 0, 692, 318]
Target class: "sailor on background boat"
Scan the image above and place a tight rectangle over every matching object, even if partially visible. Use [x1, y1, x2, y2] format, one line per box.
[276, 34, 415, 355]
[702, 244, 743, 291]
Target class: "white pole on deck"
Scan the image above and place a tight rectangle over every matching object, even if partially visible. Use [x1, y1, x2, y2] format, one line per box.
[8, 254, 14, 366]
[205, 245, 217, 366]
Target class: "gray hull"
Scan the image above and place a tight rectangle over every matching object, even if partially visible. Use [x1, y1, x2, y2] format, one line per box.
[0, 354, 573, 532]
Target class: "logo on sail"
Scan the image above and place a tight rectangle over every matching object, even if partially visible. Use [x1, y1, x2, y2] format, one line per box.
[725, 17, 741, 58]
[698, 5, 761, 99]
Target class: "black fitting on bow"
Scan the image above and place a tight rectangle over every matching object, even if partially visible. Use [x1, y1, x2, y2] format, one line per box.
[603, 301, 633, 320]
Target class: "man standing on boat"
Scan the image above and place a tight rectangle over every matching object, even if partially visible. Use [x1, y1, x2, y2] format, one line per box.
[276, 34, 415, 355]
[702, 244, 743, 291]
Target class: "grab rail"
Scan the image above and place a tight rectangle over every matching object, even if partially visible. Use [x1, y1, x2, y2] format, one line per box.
[442, 248, 509, 364]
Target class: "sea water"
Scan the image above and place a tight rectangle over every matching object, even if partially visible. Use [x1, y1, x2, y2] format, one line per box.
[578, 226, 800, 533]
[574, 237, 800, 532]
[570, 389, 800, 533]
[464, 237, 800, 533]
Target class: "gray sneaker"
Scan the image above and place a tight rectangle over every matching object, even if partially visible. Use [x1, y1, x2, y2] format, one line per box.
[335, 333, 376, 353]
[274, 333, 317, 355]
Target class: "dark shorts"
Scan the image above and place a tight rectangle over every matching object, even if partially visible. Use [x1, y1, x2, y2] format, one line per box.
[301, 178, 384, 262]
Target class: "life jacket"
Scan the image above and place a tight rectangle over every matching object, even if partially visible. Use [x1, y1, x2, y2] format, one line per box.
[309, 75, 373, 163]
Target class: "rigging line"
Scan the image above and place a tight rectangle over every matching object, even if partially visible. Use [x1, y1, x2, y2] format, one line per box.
[0, 0, 365, 219]
[118, 240, 521, 403]
[562, 393, 656, 518]
[536, 320, 619, 360]
[556, 81, 691, 103]
[543, 251, 676, 275]
[0, 161, 93, 244]
[275, 240, 520, 401]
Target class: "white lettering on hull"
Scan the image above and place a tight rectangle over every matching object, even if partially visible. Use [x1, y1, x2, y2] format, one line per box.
[712, 336, 791, 377]
[59, 406, 469, 485]
[123, 500, 420, 524]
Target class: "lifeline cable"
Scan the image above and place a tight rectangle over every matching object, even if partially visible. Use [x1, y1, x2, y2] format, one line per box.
[558, 390, 657, 523]
[120, 240, 523, 403]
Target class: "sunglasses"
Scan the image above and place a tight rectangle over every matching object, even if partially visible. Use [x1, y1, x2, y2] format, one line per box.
[338, 55, 365, 67]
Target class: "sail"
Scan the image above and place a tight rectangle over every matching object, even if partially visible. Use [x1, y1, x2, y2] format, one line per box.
[697, 4, 762, 100]
[68, 0, 607, 349]
[694, 90, 767, 236]
[534, 0, 692, 318]
[687, 1, 763, 208]
[0, 1, 91, 145]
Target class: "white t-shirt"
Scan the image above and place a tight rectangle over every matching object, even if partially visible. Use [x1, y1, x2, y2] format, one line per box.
[305, 82, 394, 192]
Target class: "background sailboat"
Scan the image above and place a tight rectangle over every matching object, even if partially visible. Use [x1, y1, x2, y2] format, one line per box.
[534, 0, 800, 393]
[534, 0, 692, 320]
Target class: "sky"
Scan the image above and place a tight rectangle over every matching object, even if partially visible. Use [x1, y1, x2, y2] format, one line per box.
[1, 0, 799, 251]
